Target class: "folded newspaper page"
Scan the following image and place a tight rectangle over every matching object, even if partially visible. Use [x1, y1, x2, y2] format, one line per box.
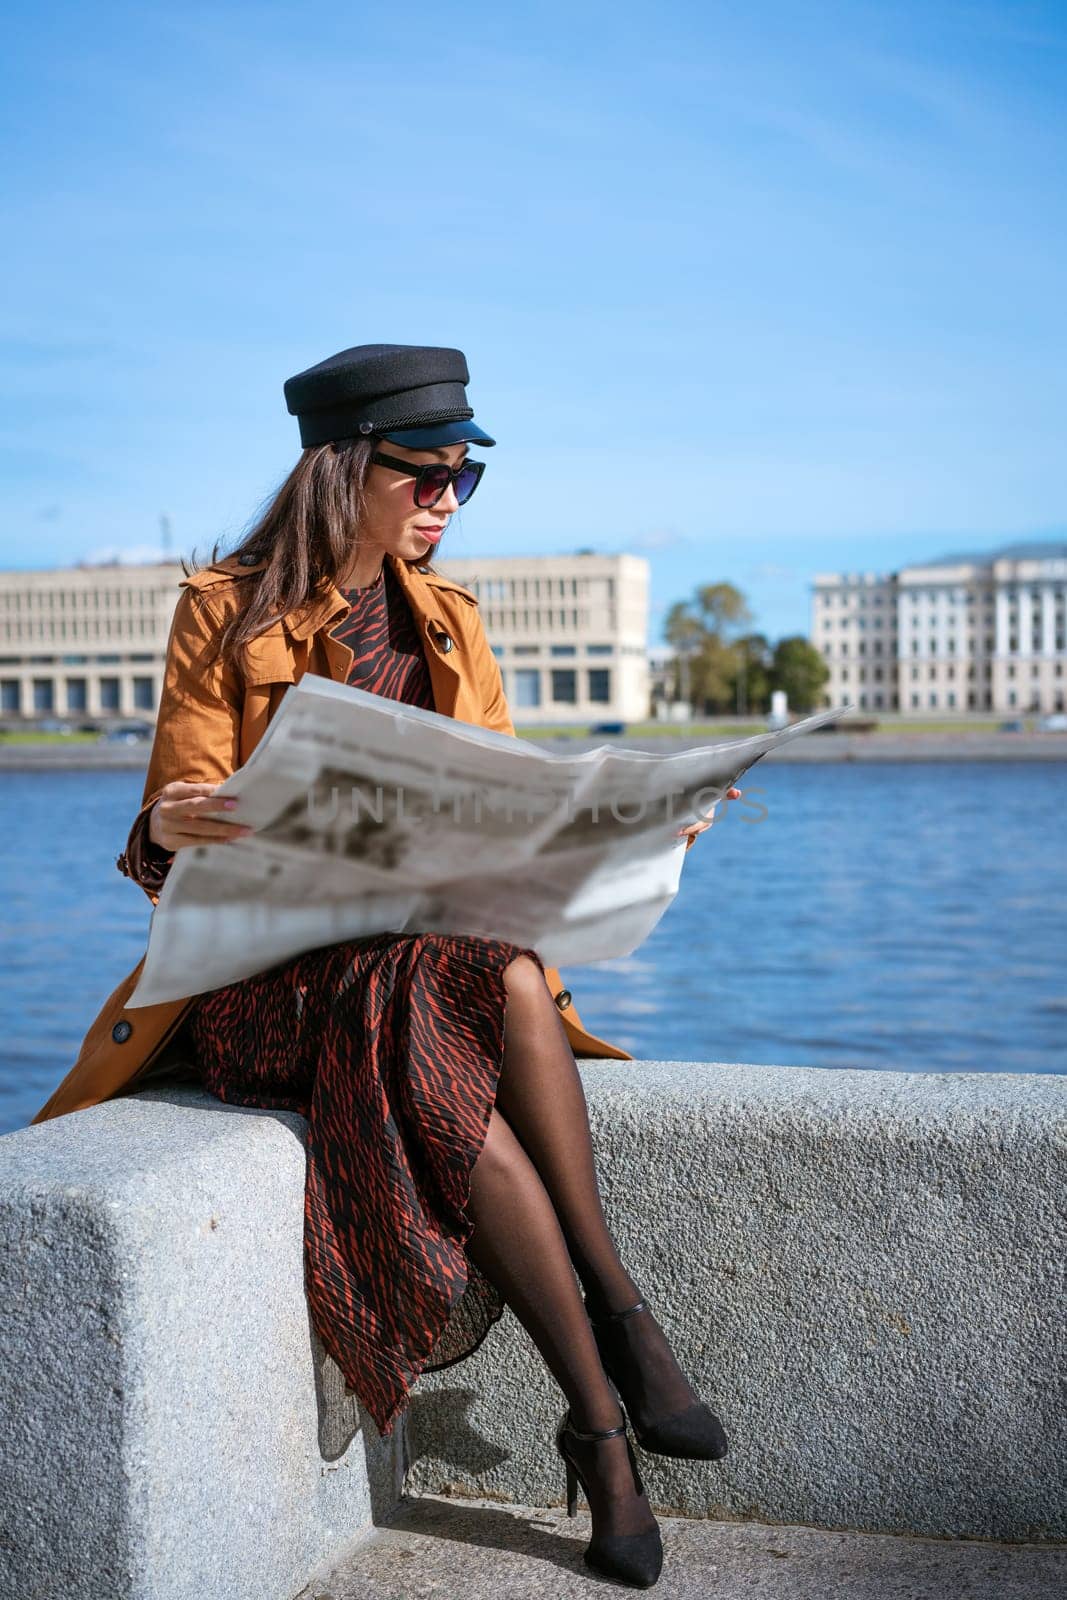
[128, 677, 852, 1007]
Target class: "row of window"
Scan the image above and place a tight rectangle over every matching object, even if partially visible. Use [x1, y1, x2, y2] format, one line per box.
[482, 609, 599, 631]
[823, 606, 1064, 629]
[836, 660, 1064, 684]
[472, 577, 614, 602]
[2, 617, 164, 642]
[0, 589, 167, 611]
[0, 652, 157, 666]
[509, 667, 612, 709]
[828, 634, 1067, 657]
[821, 688, 1067, 711]
[0, 677, 156, 713]
[490, 642, 616, 659]
[819, 587, 1067, 607]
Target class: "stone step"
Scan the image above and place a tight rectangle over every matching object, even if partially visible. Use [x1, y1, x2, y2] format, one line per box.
[297, 1491, 1067, 1599]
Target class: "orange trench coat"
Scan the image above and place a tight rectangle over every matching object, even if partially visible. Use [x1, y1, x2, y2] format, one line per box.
[31, 550, 695, 1126]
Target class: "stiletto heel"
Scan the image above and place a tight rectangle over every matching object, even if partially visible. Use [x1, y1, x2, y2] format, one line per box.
[554, 1408, 663, 1588]
[563, 1453, 578, 1517]
[585, 1295, 730, 1461]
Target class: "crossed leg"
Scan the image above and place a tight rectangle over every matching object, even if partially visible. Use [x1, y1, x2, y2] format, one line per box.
[464, 956, 703, 1444]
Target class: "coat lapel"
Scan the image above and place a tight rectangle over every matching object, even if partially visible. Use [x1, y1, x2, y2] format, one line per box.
[280, 556, 466, 719]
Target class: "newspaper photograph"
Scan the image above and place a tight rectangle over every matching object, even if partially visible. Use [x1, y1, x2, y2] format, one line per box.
[128, 676, 852, 1007]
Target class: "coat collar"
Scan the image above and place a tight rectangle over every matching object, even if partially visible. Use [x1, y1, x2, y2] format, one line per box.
[186, 551, 478, 719]
[186, 551, 476, 640]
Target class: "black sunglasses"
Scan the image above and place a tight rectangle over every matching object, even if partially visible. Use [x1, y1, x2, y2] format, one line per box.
[370, 450, 486, 509]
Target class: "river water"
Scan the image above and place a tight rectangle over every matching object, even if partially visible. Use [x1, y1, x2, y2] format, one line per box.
[2, 761, 1064, 1134]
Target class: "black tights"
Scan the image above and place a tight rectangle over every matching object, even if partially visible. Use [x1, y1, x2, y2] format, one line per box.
[463, 956, 701, 1539]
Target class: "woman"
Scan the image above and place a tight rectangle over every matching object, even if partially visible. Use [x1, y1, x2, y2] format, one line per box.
[33, 344, 733, 1590]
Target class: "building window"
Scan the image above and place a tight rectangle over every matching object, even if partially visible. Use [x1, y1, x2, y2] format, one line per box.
[586, 644, 613, 656]
[65, 678, 88, 712]
[99, 677, 121, 711]
[133, 677, 155, 710]
[513, 669, 541, 708]
[32, 678, 54, 712]
[512, 645, 539, 657]
[551, 669, 577, 704]
[490, 645, 504, 659]
[550, 645, 577, 657]
[587, 668, 611, 704]
[1, 680, 20, 713]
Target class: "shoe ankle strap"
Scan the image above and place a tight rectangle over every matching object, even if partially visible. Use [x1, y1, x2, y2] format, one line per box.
[588, 1298, 648, 1327]
[564, 1410, 627, 1442]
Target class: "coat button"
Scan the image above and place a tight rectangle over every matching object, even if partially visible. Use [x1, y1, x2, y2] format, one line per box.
[554, 989, 573, 1011]
[238, 551, 260, 566]
[435, 632, 454, 653]
[112, 1020, 133, 1043]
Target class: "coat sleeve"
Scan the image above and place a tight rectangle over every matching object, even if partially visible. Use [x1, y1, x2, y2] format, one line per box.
[117, 587, 244, 901]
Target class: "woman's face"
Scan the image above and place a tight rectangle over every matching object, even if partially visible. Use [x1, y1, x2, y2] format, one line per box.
[359, 438, 468, 562]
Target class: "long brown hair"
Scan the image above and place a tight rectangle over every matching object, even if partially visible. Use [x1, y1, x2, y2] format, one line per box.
[183, 436, 425, 673]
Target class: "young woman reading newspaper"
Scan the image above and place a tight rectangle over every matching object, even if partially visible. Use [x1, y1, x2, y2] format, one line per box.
[31, 343, 736, 1590]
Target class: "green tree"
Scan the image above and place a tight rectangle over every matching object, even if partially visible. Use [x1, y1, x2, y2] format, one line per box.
[664, 584, 754, 714]
[729, 632, 774, 715]
[770, 636, 829, 712]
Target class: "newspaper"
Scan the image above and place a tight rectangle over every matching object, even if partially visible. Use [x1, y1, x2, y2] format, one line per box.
[128, 676, 852, 1007]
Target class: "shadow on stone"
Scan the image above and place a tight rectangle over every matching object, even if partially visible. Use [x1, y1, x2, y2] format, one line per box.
[406, 1385, 515, 1479]
[377, 1492, 589, 1580]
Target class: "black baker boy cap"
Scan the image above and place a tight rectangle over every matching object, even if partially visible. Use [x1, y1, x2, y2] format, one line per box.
[283, 342, 496, 450]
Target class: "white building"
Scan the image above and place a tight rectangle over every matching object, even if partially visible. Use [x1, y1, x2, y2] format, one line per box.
[811, 542, 1067, 716]
[1, 550, 650, 728]
[0, 561, 185, 721]
[436, 552, 650, 725]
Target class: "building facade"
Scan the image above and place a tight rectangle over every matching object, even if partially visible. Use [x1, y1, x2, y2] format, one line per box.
[0, 561, 185, 722]
[1, 551, 650, 727]
[435, 552, 650, 724]
[810, 543, 1067, 715]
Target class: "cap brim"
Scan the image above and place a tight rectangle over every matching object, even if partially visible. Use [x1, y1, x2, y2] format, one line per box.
[379, 419, 496, 448]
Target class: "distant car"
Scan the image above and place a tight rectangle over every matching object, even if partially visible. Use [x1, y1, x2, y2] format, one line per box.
[590, 721, 626, 736]
[998, 719, 1025, 733]
[100, 721, 154, 744]
[1037, 713, 1067, 732]
[36, 718, 75, 734]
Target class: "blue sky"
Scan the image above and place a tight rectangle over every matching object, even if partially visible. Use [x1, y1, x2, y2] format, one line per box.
[2, 0, 1064, 643]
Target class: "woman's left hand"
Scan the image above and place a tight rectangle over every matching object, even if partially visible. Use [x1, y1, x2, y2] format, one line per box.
[677, 786, 742, 842]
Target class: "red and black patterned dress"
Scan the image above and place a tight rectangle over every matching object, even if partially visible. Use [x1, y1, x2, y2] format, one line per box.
[186, 562, 541, 1437]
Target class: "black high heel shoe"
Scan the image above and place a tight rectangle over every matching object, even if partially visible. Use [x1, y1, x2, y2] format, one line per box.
[555, 1408, 663, 1589]
[586, 1297, 730, 1461]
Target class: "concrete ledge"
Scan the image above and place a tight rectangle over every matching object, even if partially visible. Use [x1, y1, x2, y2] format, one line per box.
[2, 1062, 1063, 1600]
[0, 1088, 405, 1600]
[407, 1062, 1066, 1543]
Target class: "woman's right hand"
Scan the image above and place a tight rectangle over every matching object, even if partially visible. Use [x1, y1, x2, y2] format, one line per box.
[147, 781, 254, 853]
